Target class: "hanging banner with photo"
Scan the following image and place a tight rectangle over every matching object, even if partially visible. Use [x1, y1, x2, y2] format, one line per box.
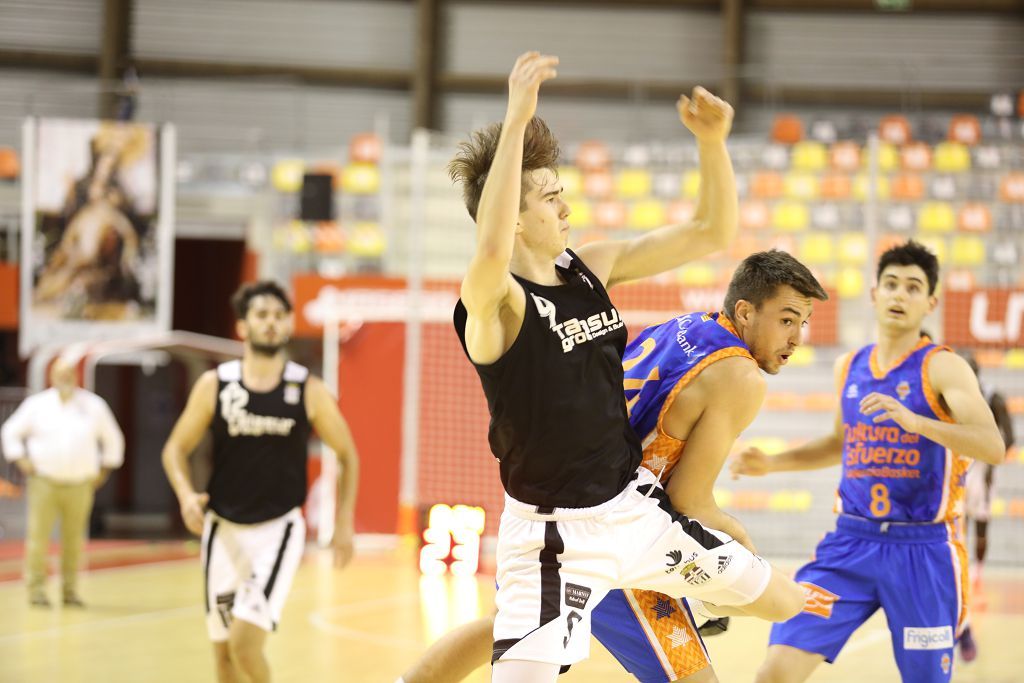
[19, 118, 176, 356]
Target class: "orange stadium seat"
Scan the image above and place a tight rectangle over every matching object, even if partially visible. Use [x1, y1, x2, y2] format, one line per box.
[628, 200, 666, 230]
[772, 202, 809, 231]
[933, 142, 971, 173]
[771, 114, 804, 145]
[616, 168, 653, 199]
[830, 142, 861, 172]
[557, 166, 583, 198]
[348, 133, 382, 164]
[751, 171, 784, 200]
[958, 203, 992, 232]
[820, 173, 852, 200]
[900, 142, 932, 172]
[666, 200, 695, 225]
[311, 161, 342, 189]
[948, 115, 982, 146]
[576, 141, 611, 172]
[314, 224, 346, 253]
[950, 235, 986, 267]
[784, 172, 820, 200]
[594, 200, 627, 229]
[583, 170, 614, 199]
[341, 162, 380, 194]
[791, 141, 828, 171]
[1000, 173, 1024, 202]
[739, 201, 770, 230]
[891, 173, 925, 201]
[879, 115, 912, 145]
[918, 202, 956, 233]
[0, 147, 19, 180]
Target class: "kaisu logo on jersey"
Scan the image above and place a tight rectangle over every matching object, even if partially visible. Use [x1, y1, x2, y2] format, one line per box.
[219, 382, 297, 437]
[531, 293, 624, 353]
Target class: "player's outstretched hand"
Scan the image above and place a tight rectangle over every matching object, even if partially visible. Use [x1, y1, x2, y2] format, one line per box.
[859, 392, 922, 433]
[180, 491, 209, 536]
[506, 51, 559, 126]
[678, 86, 734, 144]
[332, 525, 355, 570]
[729, 446, 768, 479]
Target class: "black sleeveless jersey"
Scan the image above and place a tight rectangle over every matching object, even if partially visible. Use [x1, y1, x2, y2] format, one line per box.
[454, 249, 642, 508]
[208, 360, 312, 524]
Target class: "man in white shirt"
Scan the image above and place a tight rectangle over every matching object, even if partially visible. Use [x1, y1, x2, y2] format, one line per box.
[1, 357, 124, 608]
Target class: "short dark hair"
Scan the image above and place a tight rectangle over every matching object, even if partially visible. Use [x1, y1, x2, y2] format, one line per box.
[876, 240, 939, 295]
[231, 280, 292, 319]
[723, 250, 828, 319]
[448, 116, 561, 221]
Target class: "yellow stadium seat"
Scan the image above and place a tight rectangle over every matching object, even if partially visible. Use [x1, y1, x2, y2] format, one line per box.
[677, 263, 718, 287]
[788, 345, 815, 367]
[917, 202, 955, 233]
[917, 236, 947, 264]
[772, 202, 810, 231]
[712, 488, 734, 509]
[569, 199, 592, 228]
[837, 267, 865, 298]
[784, 172, 820, 200]
[853, 173, 890, 201]
[348, 222, 386, 258]
[861, 142, 898, 172]
[616, 168, 653, 199]
[838, 233, 868, 266]
[1004, 349, 1024, 370]
[341, 162, 380, 194]
[791, 141, 828, 171]
[950, 235, 986, 266]
[683, 170, 702, 199]
[933, 142, 971, 173]
[747, 437, 789, 456]
[799, 233, 834, 265]
[271, 159, 305, 193]
[557, 166, 583, 198]
[287, 220, 313, 253]
[628, 200, 666, 230]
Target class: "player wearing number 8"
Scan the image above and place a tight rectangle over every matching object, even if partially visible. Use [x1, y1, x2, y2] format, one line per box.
[731, 241, 1005, 683]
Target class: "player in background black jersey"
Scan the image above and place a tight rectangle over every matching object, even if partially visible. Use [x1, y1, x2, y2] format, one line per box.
[162, 281, 359, 683]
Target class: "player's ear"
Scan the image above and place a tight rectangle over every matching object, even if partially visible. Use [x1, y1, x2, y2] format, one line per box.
[235, 318, 247, 341]
[734, 299, 753, 325]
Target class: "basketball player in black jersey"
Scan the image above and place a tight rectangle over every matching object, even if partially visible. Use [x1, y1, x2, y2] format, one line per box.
[439, 52, 803, 682]
[162, 281, 359, 683]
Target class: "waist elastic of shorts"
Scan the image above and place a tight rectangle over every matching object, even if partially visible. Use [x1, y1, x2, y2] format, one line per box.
[504, 470, 643, 521]
[836, 513, 950, 543]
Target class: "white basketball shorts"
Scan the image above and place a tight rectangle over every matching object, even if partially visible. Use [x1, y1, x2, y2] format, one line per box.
[492, 467, 772, 668]
[200, 507, 306, 641]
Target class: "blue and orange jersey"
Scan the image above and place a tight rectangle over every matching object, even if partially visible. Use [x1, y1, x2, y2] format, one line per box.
[622, 311, 754, 483]
[837, 337, 971, 523]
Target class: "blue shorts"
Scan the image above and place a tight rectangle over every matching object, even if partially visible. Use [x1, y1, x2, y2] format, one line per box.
[592, 589, 710, 683]
[770, 515, 968, 683]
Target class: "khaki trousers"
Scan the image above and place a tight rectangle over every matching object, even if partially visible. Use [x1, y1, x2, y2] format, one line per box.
[25, 476, 94, 597]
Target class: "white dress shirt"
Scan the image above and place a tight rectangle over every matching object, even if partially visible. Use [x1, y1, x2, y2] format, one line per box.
[1, 388, 124, 483]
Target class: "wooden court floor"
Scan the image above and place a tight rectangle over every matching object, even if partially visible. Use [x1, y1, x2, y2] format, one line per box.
[0, 540, 1021, 682]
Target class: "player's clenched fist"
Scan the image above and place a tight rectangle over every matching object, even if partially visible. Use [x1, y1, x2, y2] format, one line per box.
[678, 86, 734, 144]
[729, 446, 769, 479]
[506, 52, 559, 125]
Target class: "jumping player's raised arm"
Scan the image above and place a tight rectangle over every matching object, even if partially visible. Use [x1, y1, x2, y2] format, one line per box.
[161, 370, 217, 535]
[859, 350, 1004, 465]
[575, 87, 737, 289]
[664, 357, 763, 552]
[305, 375, 360, 569]
[459, 52, 558, 365]
[731, 352, 849, 478]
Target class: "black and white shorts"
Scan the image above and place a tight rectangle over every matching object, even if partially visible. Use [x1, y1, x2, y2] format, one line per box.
[200, 507, 306, 641]
[493, 467, 772, 668]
